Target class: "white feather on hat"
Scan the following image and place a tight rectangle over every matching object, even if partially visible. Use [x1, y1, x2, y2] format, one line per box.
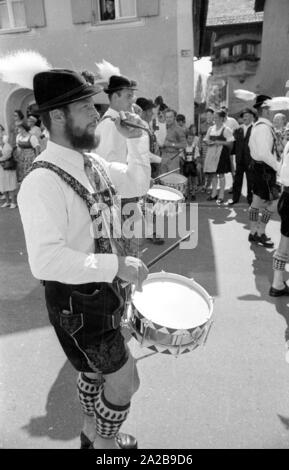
[265, 97, 289, 111]
[233, 89, 257, 101]
[0, 50, 51, 90]
[95, 59, 120, 82]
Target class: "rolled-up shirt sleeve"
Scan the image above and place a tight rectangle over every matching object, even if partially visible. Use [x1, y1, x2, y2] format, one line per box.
[103, 137, 151, 198]
[18, 172, 118, 284]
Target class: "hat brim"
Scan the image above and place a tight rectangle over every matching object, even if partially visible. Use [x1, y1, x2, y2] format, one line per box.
[103, 86, 138, 94]
[240, 109, 256, 117]
[33, 85, 102, 113]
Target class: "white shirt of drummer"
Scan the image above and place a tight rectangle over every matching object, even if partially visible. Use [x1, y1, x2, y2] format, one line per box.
[96, 107, 128, 163]
[249, 118, 281, 172]
[17, 139, 151, 285]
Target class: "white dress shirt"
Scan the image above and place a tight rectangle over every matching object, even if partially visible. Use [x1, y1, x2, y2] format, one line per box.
[18, 140, 150, 285]
[280, 141, 289, 186]
[249, 118, 281, 172]
[141, 121, 162, 164]
[242, 123, 252, 138]
[154, 120, 167, 147]
[96, 107, 128, 163]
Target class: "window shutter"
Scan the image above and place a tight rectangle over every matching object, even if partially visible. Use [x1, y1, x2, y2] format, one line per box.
[24, 0, 46, 28]
[71, 0, 92, 24]
[137, 0, 159, 17]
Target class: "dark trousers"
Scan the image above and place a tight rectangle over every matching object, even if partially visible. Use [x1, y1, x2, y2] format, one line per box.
[232, 161, 253, 204]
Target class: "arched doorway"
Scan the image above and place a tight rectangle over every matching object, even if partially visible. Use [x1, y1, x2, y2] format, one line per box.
[4, 87, 35, 138]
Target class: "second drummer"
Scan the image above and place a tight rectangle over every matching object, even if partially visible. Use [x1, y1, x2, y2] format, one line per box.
[248, 95, 282, 248]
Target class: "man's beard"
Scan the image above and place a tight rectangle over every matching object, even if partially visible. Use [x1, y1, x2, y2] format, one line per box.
[64, 116, 100, 151]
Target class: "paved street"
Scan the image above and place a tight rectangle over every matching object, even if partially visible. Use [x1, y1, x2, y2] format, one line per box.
[1, 188, 289, 449]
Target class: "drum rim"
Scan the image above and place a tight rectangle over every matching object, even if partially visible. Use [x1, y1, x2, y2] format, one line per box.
[147, 184, 184, 200]
[160, 174, 187, 184]
[131, 271, 214, 330]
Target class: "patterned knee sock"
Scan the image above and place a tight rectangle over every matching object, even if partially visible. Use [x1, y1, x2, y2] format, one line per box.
[77, 372, 104, 416]
[273, 251, 288, 271]
[94, 385, 130, 439]
[249, 206, 259, 222]
[260, 209, 272, 225]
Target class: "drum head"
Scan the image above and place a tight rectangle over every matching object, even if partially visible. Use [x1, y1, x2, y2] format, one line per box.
[160, 173, 187, 185]
[147, 185, 183, 202]
[132, 272, 213, 330]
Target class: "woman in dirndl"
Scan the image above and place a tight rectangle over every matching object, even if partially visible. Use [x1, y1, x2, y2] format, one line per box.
[203, 110, 234, 204]
[15, 120, 41, 183]
[0, 129, 17, 208]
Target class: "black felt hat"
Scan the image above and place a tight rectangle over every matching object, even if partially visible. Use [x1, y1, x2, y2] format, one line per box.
[103, 75, 137, 94]
[32, 69, 102, 113]
[135, 97, 155, 111]
[240, 107, 257, 117]
[253, 94, 272, 109]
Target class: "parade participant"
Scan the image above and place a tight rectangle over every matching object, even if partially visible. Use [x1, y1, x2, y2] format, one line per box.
[15, 120, 41, 183]
[273, 112, 287, 160]
[161, 108, 187, 173]
[153, 102, 167, 149]
[0, 127, 17, 208]
[228, 107, 256, 206]
[135, 97, 162, 178]
[96, 74, 137, 163]
[135, 97, 164, 244]
[203, 110, 234, 204]
[269, 129, 289, 296]
[200, 107, 214, 192]
[248, 95, 282, 248]
[176, 114, 187, 130]
[181, 129, 200, 201]
[17, 66, 151, 450]
[27, 114, 42, 139]
[220, 106, 239, 192]
[10, 109, 24, 147]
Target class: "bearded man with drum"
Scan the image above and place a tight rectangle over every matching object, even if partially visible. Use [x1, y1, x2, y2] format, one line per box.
[17, 67, 151, 449]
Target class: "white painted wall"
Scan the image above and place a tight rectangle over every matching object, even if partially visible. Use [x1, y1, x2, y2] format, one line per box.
[177, 0, 194, 123]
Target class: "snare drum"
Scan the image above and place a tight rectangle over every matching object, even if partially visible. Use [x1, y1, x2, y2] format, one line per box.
[159, 173, 188, 196]
[145, 184, 184, 216]
[127, 272, 214, 356]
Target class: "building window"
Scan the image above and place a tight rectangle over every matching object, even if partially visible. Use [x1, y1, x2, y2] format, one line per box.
[0, 0, 26, 29]
[96, 0, 136, 22]
[247, 43, 256, 55]
[232, 44, 242, 56]
[220, 47, 230, 58]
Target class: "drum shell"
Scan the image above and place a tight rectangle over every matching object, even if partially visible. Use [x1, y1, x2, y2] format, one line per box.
[145, 185, 185, 216]
[159, 174, 188, 196]
[127, 272, 214, 355]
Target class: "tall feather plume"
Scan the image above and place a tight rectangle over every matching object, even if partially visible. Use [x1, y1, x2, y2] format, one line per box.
[265, 97, 289, 111]
[0, 50, 51, 89]
[95, 59, 120, 82]
[233, 89, 257, 101]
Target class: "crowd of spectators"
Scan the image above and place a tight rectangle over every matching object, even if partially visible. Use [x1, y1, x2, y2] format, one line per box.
[1, 91, 288, 210]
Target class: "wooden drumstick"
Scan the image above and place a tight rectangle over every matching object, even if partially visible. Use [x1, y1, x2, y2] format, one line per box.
[153, 167, 180, 183]
[170, 149, 184, 161]
[120, 231, 194, 288]
[147, 230, 194, 269]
